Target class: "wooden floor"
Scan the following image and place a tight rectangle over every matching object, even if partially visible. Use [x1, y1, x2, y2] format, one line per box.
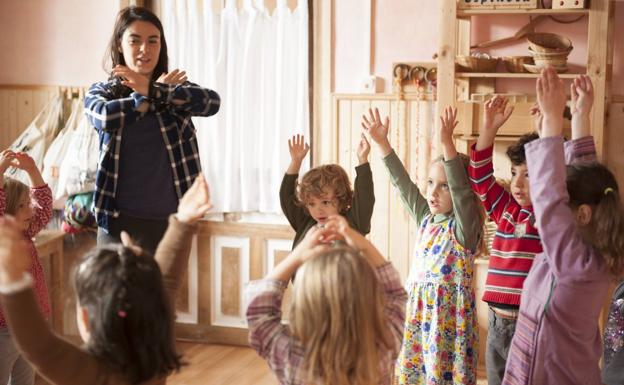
[36, 342, 488, 384]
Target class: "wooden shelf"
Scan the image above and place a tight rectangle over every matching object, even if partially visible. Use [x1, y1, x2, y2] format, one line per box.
[457, 8, 589, 16]
[457, 72, 582, 79]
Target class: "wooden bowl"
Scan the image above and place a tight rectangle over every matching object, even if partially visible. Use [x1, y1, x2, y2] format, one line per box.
[523, 63, 569, 74]
[503, 56, 534, 73]
[456, 55, 499, 73]
[527, 33, 573, 54]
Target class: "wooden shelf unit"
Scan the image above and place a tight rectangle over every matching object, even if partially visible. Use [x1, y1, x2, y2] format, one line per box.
[437, 1, 615, 159]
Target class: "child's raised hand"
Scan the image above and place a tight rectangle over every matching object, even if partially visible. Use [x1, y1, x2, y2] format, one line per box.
[288, 134, 310, 163]
[570, 75, 594, 117]
[361, 108, 390, 145]
[537, 66, 567, 137]
[439, 106, 459, 146]
[0, 149, 16, 174]
[176, 174, 213, 224]
[10, 152, 37, 173]
[483, 95, 514, 134]
[0, 217, 31, 286]
[356, 133, 371, 164]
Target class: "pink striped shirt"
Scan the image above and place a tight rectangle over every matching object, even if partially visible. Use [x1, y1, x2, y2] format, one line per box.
[0, 185, 53, 329]
[245, 262, 407, 385]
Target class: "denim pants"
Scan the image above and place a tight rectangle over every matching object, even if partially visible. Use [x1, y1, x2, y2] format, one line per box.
[486, 308, 518, 385]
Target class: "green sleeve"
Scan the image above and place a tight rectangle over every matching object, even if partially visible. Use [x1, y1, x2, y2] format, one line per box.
[443, 156, 482, 251]
[279, 173, 309, 232]
[382, 150, 429, 224]
[346, 163, 375, 235]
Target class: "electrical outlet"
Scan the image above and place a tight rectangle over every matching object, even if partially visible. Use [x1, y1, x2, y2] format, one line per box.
[360, 75, 379, 94]
[552, 0, 585, 9]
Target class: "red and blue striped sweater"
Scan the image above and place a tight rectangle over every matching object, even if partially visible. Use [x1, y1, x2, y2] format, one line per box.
[468, 136, 596, 307]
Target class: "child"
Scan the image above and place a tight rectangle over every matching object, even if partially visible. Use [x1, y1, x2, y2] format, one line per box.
[246, 215, 406, 385]
[502, 67, 624, 385]
[0, 175, 213, 385]
[363, 107, 484, 384]
[280, 134, 374, 248]
[468, 78, 595, 384]
[0, 150, 52, 385]
[603, 279, 624, 385]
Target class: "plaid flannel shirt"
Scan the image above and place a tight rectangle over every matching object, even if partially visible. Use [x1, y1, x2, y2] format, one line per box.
[245, 262, 407, 385]
[84, 79, 220, 232]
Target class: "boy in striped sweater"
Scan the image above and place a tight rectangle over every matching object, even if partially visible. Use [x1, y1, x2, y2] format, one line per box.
[468, 88, 595, 385]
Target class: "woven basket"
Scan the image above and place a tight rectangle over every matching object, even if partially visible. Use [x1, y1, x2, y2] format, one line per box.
[503, 56, 534, 73]
[456, 55, 499, 73]
[528, 48, 570, 68]
[527, 33, 573, 53]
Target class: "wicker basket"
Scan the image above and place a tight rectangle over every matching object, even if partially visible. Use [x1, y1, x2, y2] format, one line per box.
[528, 48, 570, 68]
[503, 56, 534, 73]
[456, 55, 499, 73]
[526, 33, 573, 54]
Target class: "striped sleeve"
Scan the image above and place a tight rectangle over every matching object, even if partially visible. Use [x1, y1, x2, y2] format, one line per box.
[150, 81, 221, 117]
[245, 280, 292, 383]
[84, 81, 148, 133]
[564, 135, 597, 165]
[376, 262, 407, 354]
[468, 144, 512, 225]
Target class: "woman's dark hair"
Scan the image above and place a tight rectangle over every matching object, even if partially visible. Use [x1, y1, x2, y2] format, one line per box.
[566, 162, 624, 276]
[506, 132, 540, 166]
[74, 245, 181, 384]
[104, 6, 169, 97]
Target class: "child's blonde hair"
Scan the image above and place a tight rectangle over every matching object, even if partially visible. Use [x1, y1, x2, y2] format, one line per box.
[431, 154, 488, 256]
[2, 178, 29, 216]
[296, 165, 353, 213]
[289, 246, 395, 385]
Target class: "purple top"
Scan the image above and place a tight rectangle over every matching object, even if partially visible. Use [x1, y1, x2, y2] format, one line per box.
[503, 136, 609, 385]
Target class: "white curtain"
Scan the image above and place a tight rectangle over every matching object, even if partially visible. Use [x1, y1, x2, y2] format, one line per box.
[162, 0, 309, 214]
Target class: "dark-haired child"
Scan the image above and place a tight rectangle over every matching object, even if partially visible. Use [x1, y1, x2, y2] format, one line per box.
[0, 175, 212, 385]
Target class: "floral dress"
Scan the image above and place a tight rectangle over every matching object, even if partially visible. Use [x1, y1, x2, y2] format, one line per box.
[395, 214, 478, 385]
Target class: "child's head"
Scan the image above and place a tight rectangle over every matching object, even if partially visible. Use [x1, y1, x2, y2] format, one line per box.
[430, 154, 488, 254]
[566, 162, 624, 276]
[296, 165, 353, 225]
[290, 245, 395, 385]
[2, 178, 34, 231]
[74, 244, 181, 383]
[506, 132, 540, 207]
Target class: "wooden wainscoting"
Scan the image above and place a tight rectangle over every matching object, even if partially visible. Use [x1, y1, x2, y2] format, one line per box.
[174, 220, 295, 346]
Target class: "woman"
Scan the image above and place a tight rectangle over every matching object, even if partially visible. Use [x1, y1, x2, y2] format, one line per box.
[85, 6, 220, 252]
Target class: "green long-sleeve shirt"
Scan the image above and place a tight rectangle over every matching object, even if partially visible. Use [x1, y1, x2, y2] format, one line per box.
[382, 150, 481, 251]
[280, 163, 375, 249]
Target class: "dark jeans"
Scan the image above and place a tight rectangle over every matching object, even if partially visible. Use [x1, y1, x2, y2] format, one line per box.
[486, 308, 518, 385]
[97, 214, 169, 255]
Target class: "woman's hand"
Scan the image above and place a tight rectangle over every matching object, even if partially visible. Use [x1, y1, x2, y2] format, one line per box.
[112, 65, 150, 97]
[157, 69, 188, 85]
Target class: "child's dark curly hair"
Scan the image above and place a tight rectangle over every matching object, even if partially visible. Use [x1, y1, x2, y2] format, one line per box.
[295, 164, 353, 213]
[506, 132, 540, 166]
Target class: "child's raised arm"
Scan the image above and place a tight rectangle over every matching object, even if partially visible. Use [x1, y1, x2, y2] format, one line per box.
[440, 106, 459, 161]
[356, 133, 371, 165]
[286, 134, 310, 175]
[362, 108, 429, 223]
[476, 95, 514, 151]
[570, 74, 594, 140]
[0, 149, 16, 187]
[362, 108, 392, 157]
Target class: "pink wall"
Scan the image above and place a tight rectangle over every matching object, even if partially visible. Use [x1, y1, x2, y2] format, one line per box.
[0, 0, 119, 86]
[335, 0, 624, 95]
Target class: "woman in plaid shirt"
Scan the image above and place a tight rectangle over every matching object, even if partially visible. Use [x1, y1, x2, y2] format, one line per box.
[246, 215, 407, 385]
[85, 6, 220, 253]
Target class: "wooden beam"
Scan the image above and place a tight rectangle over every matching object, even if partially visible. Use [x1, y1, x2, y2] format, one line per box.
[587, 0, 613, 160]
[312, 0, 335, 165]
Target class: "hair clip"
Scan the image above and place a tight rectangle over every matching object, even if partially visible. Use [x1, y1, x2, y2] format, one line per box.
[605, 187, 615, 195]
[117, 310, 127, 318]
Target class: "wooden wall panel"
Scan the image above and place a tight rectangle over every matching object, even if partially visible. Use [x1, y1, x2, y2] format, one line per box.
[221, 247, 241, 317]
